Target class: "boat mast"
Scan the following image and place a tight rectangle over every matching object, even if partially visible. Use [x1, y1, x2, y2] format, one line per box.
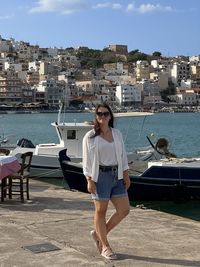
[57, 101, 63, 124]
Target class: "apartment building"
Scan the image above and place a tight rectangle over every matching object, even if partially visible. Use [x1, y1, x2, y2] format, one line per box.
[115, 84, 141, 106]
[33, 79, 67, 106]
[103, 62, 129, 75]
[150, 70, 169, 90]
[0, 71, 23, 104]
[26, 70, 40, 86]
[135, 60, 151, 80]
[170, 61, 191, 86]
[170, 92, 197, 105]
[39, 61, 61, 77]
[191, 65, 200, 87]
[75, 78, 107, 96]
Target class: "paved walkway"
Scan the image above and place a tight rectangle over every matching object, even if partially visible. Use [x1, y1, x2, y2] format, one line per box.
[0, 179, 200, 267]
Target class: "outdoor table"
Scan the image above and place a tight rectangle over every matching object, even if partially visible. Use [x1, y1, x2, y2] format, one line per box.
[0, 155, 21, 201]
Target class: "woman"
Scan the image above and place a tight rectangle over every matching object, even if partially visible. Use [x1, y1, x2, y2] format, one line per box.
[82, 103, 130, 260]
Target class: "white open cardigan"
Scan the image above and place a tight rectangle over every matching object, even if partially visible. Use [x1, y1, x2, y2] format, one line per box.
[82, 128, 129, 182]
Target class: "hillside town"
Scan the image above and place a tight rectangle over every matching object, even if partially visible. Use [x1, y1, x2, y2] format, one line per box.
[0, 34, 200, 113]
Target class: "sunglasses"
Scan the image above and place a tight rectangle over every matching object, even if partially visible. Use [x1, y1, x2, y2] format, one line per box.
[96, 111, 110, 117]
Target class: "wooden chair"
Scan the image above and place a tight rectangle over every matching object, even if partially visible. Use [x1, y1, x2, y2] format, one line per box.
[8, 152, 33, 202]
[0, 148, 11, 201]
[1, 179, 8, 202]
[0, 148, 10, 156]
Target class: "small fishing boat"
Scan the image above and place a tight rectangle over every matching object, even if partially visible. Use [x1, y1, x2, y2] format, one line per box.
[59, 151, 200, 202]
[6, 103, 155, 178]
[8, 104, 154, 178]
[0, 135, 9, 145]
[128, 157, 200, 201]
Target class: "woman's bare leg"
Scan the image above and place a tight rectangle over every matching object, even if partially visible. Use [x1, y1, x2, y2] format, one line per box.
[93, 196, 129, 250]
[106, 196, 130, 234]
[94, 199, 110, 250]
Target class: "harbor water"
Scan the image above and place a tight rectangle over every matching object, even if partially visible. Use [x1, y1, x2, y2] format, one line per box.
[1, 111, 200, 158]
[1, 111, 200, 222]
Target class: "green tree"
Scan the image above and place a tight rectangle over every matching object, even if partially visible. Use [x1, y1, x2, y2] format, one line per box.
[152, 51, 162, 57]
[128, 50, 148, 62]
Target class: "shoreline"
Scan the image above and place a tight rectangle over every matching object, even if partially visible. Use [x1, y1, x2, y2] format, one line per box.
[114, 111, 153, 117]
[1, 109, 199, 115]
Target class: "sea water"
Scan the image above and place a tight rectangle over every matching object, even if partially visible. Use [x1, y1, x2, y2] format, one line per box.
[1, 112, 200, 158]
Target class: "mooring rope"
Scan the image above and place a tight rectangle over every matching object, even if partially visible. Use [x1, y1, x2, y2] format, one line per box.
[124, 115, 148, 145]
[30, 167, 62, 178]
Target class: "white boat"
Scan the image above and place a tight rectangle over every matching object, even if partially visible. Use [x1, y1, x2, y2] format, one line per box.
[0, 135, 9, 144]
[9, 104, 94, 177]
[9, 105, 154, 178]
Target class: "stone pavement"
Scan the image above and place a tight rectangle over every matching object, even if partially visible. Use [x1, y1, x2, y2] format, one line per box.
[0, 179, 200, 267]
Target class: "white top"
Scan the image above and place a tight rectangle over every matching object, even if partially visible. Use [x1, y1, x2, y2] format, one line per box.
[97, 136, 117, 166]
[82, 128, 129, 182]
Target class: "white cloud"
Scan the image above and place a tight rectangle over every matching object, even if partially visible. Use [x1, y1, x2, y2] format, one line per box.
[126, 3, 135, 12]
[93, 2, 122, 10]
[139, 4, 173, 13]
[0, 14, 13, 20]
[28, 1, 173, 15]
[29, 0, 90, 14]
[112, 3, 122, 10]
[126, 3, 174, 14]
[93, 2, 111, 9]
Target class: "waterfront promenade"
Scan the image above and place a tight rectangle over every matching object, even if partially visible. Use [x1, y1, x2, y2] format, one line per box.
[1, 179, 200, 267]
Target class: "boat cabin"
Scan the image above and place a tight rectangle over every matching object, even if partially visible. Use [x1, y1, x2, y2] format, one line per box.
[34, 122, 93, 160]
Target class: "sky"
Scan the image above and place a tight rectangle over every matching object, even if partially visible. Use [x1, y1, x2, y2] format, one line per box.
[0, 0, 199, 57]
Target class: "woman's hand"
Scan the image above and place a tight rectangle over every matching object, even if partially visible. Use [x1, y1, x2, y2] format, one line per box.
[87, 180, 96, 194]
[123, 170, 131, 190]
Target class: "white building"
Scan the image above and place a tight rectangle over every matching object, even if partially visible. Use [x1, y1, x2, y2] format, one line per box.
[189, 56, 200, 62]
[115, 84, 141, 106]
[4, 62, 22, 72]
[170, 61, 191, 86]
[180, 79, 192, 89]
[29, 61, 40, 71]
[170, 92, 197, 105]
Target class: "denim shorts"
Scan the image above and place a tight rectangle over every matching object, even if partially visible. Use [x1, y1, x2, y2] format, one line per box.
[91, 168, 128, 201]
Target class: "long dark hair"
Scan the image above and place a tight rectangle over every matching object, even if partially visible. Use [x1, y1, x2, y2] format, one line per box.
[91, 103, 114, 138]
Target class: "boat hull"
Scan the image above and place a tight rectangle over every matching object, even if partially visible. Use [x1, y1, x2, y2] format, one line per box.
[128, 165, 200, 201]
[60, 160, 88, 193]
[59, 161, 200, 202]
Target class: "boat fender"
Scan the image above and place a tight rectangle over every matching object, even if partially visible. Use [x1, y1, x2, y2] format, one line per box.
[172, 184, 190, 203]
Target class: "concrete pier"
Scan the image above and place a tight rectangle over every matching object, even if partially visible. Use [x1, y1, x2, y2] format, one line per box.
[0, 179, 200, 267]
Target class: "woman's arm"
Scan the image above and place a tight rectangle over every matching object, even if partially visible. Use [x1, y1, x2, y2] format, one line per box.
[86, 176, 96, 194]
[82, 134, 92, 178]
[123, 169, 130, 190]
[119, 131, 129, 171]
[82, 133, 96, 193]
